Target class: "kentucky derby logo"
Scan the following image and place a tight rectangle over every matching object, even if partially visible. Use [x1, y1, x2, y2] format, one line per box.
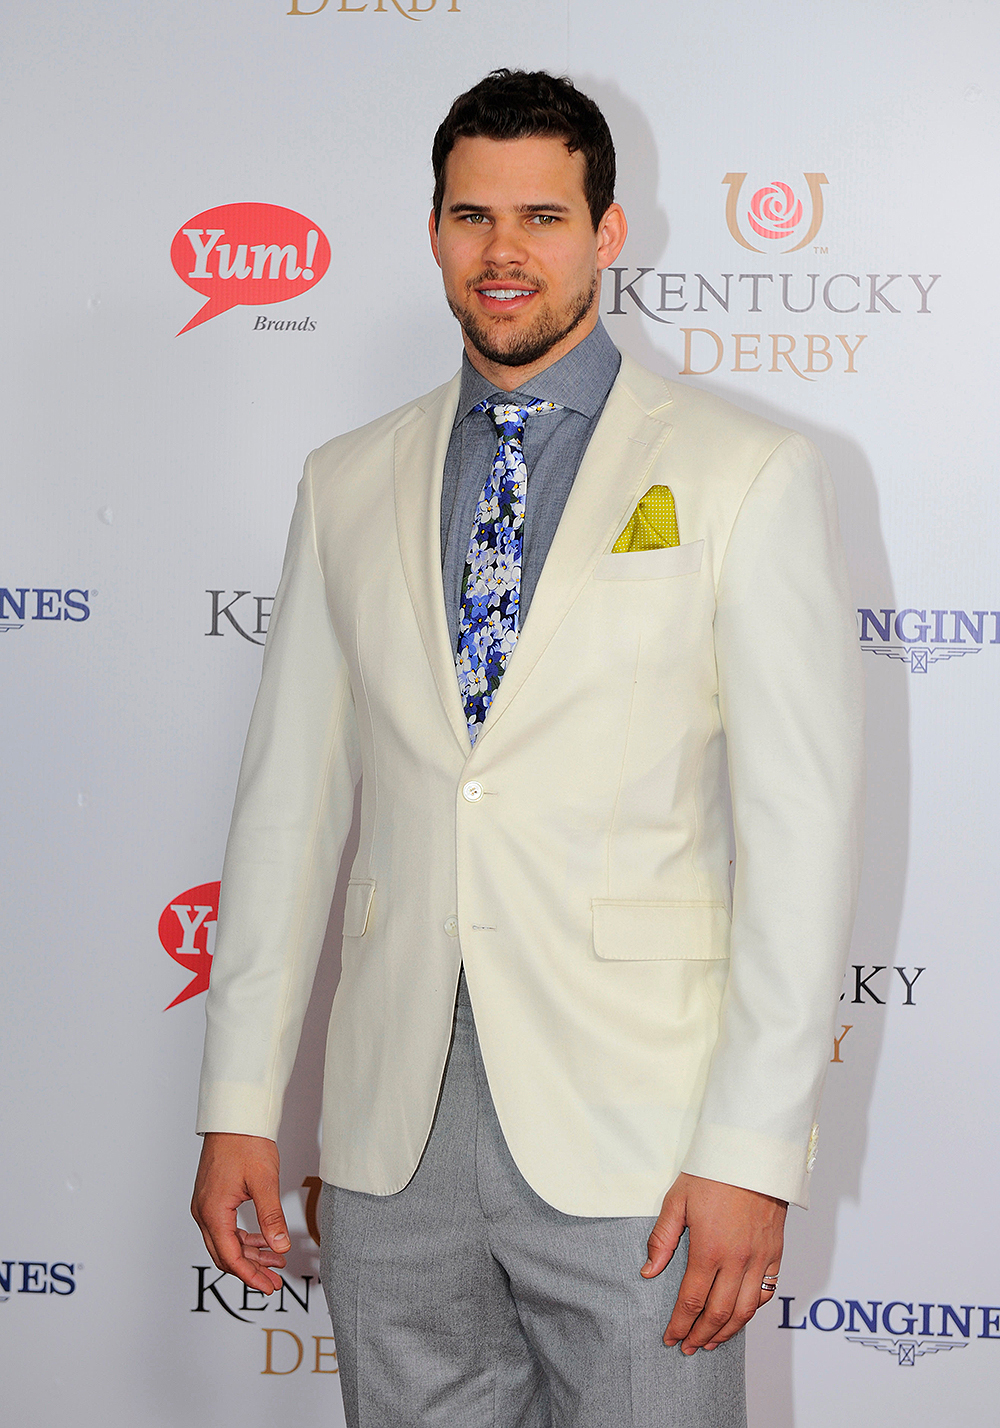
[723, 173, 827, 253]
[159, 882, 219, 1008]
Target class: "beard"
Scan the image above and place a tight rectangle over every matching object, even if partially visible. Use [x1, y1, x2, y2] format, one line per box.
[448, 270, 598, 369]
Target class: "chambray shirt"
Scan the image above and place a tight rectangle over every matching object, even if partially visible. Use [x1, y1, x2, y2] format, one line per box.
[440, 321, 621, 652]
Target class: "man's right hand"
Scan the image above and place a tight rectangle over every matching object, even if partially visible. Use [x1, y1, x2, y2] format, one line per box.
[191, 1132, 290, 1294]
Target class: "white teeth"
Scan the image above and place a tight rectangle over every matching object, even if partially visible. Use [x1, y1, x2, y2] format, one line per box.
[482, 289, 532, 300]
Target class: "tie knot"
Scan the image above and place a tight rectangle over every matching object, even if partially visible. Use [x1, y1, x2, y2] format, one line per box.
[475, 398, 562, 438]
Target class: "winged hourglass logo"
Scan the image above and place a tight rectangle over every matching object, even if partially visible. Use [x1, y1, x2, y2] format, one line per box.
[847, 1336, 967, 1366]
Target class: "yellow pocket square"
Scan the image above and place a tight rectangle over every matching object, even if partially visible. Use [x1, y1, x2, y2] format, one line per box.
[612, 485, 680, 553]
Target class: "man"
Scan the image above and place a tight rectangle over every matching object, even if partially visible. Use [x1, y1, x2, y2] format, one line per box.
[193, 69, 864, 1427]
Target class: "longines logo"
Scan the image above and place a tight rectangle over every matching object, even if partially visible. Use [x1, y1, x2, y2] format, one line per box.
[0, 587, 91, 633]
[159, 883, 219, 1009]
[605, 169, 941, 379]
[1, 1261, 78, 1300]
[172, 204, 330, 334]
[779, 1295, 1000, 1366]
[723, 173, 827, 253]
[858, 606, 999, 673]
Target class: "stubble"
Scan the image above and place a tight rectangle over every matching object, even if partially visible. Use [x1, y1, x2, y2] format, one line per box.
[448, 271, 598, 370]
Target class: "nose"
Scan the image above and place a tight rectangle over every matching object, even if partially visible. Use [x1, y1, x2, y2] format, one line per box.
[481, 217, 529, 269]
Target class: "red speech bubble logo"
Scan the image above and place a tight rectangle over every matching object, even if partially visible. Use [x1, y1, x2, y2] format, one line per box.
[159, 880, 220, 1008]
[171, 203, 330, 334]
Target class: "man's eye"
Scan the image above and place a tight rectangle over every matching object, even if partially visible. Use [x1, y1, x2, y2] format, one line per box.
[533, 215, 558, 225]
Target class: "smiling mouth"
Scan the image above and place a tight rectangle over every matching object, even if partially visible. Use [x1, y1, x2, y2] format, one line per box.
[478, 288, 536, 301]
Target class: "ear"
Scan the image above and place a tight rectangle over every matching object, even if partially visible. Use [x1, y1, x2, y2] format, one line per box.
[428, 209, 442, 269]
[595, 203, 628, 272]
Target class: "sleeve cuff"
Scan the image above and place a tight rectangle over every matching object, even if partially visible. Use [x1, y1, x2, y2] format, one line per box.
[681, 1120, 818, 1208]
[196, 1080, 282, 1142]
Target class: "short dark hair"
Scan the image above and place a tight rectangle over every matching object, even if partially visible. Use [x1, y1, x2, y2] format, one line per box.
[431, 69, 616, 232]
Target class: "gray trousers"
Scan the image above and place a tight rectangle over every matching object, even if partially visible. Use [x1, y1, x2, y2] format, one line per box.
[320, 975, 745, 1428]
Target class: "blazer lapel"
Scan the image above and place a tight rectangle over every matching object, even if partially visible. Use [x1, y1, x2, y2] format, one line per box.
[472, 357, 674, 747]
[393, 371, 472, 756]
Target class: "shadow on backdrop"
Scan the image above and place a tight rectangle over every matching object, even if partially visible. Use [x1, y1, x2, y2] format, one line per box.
[582, 74, 910, 1428]
[275, 785, 361, 1286]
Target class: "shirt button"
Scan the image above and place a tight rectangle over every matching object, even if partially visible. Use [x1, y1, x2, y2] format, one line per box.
[462, 781, 484, 802]
[444, 916, 459, 937]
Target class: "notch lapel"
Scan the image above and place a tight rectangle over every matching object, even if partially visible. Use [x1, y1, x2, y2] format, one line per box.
[471, 358, 674, 748]
[392, 372, 472, 756]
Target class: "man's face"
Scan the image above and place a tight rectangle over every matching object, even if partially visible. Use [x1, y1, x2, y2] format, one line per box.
[430, 135, 626, 388]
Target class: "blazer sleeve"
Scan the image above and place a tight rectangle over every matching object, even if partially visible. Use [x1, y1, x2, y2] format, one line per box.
[196, 454, 361, 1140]
[680, 432, 865, 1207]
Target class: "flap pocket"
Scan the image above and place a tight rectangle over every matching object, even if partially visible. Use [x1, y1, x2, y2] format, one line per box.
[594, 539, 704, 581]
[592, 899, 730, 961]
[343, 878, 376, 938]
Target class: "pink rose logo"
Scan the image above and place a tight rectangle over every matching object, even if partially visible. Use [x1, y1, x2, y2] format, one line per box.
[747, 182, 803, 240]
[723, 173, 827, 253]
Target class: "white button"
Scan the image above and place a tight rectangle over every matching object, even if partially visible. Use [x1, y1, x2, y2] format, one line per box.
[444, 916, 459, 937]
[462, 781, 483, 802]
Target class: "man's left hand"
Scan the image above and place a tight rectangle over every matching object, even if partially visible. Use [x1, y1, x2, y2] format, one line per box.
[641, 1172, 787, 1354]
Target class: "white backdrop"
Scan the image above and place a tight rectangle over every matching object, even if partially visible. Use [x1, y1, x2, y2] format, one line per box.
[2, 2, 998, 1423]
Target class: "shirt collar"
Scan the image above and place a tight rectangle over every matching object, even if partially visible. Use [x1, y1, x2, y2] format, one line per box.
[453, 320, 621, 426]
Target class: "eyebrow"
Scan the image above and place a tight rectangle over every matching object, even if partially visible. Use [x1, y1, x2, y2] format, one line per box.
[447, 202, 572, 215]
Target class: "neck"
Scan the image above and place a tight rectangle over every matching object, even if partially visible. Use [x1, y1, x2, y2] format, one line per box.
[461, 307, 600, 392]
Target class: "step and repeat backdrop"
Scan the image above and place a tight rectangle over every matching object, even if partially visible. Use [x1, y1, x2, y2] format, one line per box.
[2, 1, 998, 1423]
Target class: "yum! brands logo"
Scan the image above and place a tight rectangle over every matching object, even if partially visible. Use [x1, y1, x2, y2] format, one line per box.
[159, 882, 219, 1008]
[171, 204, 331, 334]
[723, 173, 827, 254]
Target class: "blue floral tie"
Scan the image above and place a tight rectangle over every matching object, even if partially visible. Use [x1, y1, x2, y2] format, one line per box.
[456, 398, 561, 744]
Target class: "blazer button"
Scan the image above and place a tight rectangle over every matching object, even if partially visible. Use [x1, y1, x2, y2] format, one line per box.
[462, 781, 484, 802]
[444, 916, 459, 937]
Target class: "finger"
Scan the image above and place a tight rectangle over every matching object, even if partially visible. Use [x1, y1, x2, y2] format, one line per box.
[677, 1268, 745, 1354]
[199, 1204, 282, 1291]
[206, 1217, 285, 1294]
[251, 1181, 292, 1255]
[236, 1230, 270, 1247]
[758, 1258, 781, 1305]
[242, 1248, 288, 1271]
[236, 1228, 286, 1254]
[236, 1229, 288, 1269]
[662, 1261, 720, 1346]
[701, 1262, 774, 1349]
[642, 1200, 686, 1278]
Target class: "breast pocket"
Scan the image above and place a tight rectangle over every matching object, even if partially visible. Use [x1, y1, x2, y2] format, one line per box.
[593, 539, 704, 582]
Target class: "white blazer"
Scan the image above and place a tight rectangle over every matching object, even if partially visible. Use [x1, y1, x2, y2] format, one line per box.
[197, 353, 864, 1214]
